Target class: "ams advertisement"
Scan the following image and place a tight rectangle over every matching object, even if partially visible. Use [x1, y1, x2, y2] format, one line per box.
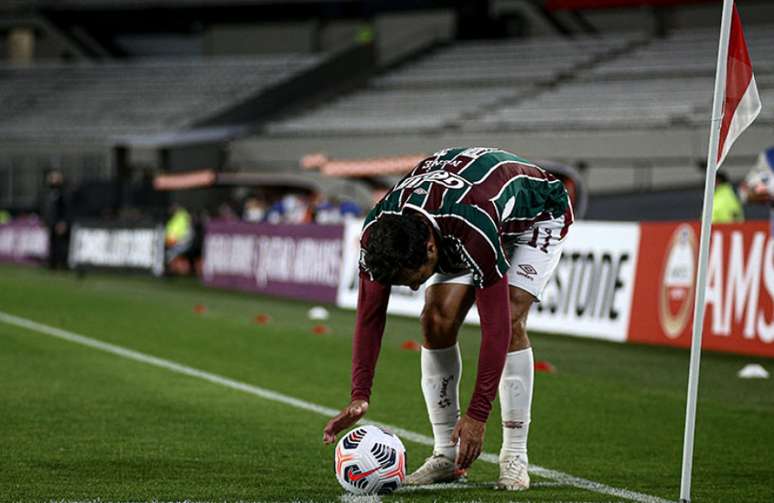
[630, 221, 774, 357]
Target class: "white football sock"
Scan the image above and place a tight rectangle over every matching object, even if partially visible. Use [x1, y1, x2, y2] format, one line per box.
[420, 344, 461, 460]
[499, 347, 534, 461]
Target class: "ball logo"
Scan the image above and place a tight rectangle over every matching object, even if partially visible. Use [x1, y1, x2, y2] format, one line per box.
[659, 224, 697, 338]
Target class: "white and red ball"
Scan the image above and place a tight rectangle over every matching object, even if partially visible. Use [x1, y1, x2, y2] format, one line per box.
[334, 425, 406, 494]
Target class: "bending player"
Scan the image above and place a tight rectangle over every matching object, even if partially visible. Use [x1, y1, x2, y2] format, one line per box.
[322, 147, 573, 490]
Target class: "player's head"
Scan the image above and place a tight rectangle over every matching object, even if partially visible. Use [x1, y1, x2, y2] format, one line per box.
[364, 213, 438, 290]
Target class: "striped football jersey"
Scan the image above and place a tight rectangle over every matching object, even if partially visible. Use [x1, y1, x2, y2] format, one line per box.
[360, 147, 573, 287]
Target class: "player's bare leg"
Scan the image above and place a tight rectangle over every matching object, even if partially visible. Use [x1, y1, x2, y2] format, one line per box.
[406, 283, 475, 486]
[496, 286, 535, 491]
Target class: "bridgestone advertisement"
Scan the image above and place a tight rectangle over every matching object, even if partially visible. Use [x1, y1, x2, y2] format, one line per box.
[68, 222, 165, 276]
[530, 221, 639, 342]
[202, 220, 344, 303]
[0, 220, 49, 265]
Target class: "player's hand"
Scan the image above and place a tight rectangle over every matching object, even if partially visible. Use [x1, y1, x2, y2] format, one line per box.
[451, 414, 486, 469]
[322, 400, 369, 445]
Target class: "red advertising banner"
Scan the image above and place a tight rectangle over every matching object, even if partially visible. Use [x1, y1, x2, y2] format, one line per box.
[629, 221, 774, 357]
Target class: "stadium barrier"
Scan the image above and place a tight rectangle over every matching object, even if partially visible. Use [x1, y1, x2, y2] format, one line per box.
[68, 221, 165, 276]
[202, 220, 344, 303]
[337, 219, 774, 358]
[34, 216, 770, 357]
[0, 219, 48, 265]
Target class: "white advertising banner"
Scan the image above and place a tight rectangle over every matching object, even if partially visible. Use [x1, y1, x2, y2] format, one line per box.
[69, 223, 166, 276]
[337, 219, 640, 343]
[528, 221, 640, 342]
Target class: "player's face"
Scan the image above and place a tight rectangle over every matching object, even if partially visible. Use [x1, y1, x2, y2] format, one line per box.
[394, 261, 435, 291]
[393, 237, 439, 291]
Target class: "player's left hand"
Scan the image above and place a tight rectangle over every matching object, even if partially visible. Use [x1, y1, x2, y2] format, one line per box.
[451, 414, 486, 469]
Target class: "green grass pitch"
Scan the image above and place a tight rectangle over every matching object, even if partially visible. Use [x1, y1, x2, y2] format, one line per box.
[1, 264, 773, 502]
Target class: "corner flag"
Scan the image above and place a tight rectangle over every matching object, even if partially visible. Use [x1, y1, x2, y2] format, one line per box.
[680, 2, 761, 502]
[717, 4, 761, 167]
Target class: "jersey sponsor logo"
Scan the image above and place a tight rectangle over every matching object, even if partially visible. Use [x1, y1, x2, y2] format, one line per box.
[396, 171, 470, 191]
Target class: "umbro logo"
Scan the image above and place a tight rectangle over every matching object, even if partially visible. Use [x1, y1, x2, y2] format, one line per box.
[516, 264, 537, 281]
[518, 264, 537, 276]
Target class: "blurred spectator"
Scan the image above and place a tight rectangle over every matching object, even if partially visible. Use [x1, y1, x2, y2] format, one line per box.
[189, 210, 206, 277]
[314, 196, 363, 224]
[165, 203, 193, 268]
[339, 199, 363, 220]
[217, 201, 240, 221]
[131, 169, 166, 219]
[740, 147, 774, 233]
[356, 22, 374, 44]
[243, 195, 268, 222]
[712, 171, 744, 223]
[41, 169, 71, 270]
[0, 210, 10, 224]
[267, 193, 310, 224]
[314, 196, 342, 224]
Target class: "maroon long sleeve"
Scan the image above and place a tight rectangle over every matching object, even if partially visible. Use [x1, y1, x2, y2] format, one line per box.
[350, 273, 391, 402]
[467, 275, 512, 422]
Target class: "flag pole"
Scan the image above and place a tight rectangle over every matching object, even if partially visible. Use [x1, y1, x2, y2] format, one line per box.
[679, 1, 735, 501]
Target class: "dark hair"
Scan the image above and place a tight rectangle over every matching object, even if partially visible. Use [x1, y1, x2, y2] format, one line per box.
[364, 214, 430, 284]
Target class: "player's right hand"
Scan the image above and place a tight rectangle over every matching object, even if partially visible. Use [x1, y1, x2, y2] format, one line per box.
[322, 399, 368, 445]
[451, 413, 486, 469]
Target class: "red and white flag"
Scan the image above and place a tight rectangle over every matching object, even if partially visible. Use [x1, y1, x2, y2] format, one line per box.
[717, 4, 761, 167]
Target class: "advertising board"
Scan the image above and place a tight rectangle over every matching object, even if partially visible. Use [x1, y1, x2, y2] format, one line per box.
[0, 220, 48, 265]
[629, 221, 774, 357]
[203, 220, 344, 303]
[68, 222, 165, 276]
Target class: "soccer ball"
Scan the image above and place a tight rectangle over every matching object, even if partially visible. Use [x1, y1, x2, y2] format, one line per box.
[334, 425, 407, 494]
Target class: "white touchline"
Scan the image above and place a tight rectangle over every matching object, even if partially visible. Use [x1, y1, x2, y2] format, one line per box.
[0, 310, 669, 503]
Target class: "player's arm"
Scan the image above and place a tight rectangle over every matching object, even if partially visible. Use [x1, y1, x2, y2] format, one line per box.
[452, 274, 512, 468]
[323, 273, 391, 444]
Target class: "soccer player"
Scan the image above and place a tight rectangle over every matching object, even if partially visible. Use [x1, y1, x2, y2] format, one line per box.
[322, 147, 573, 490]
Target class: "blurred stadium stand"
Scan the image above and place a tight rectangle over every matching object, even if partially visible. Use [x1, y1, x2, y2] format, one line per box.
[266, 35, 634, 135]
[264, 22, 774, 135]
[0, 55, 322, 142]
[1, 0, 773, 220]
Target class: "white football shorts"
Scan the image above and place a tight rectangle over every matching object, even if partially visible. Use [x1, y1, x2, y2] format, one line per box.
[427, 216, 568, 301]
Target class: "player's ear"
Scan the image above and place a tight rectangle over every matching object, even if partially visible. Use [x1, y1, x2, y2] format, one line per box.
[426, 237, 436, 259]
